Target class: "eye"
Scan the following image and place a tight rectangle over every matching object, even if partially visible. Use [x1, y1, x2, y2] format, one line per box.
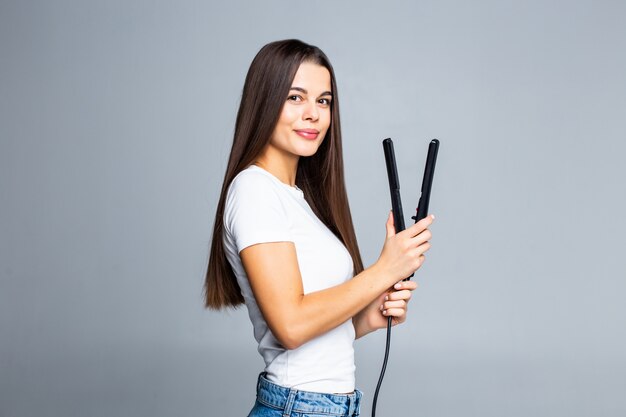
[287, 95, 303, 102]
[318, 97, 332, 106]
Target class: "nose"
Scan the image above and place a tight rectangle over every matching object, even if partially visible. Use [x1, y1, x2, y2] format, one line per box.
[303, 100, 319, 122]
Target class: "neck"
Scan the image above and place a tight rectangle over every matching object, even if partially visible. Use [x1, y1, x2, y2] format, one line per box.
[254, 146, 299, 187]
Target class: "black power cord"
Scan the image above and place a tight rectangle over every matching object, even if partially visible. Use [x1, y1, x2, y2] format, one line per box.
[371, 316, 392, 417]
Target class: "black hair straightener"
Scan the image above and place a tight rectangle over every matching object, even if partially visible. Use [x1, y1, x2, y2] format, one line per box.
[384, 137, 439, 247]
[372, 138, 440, 417]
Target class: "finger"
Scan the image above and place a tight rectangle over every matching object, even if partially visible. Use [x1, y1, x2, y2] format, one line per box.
[405, 214, 435, 237]
[413, 254, 426, 270]
[382, 307, 407, 317]
[413, 242, 432, 258]
[393, 280, 418, 291]
[409, 229, 432, 247]
[385, 211, 395, 239]
[382, 300, 407, 310]
[386, 290, 413, 302]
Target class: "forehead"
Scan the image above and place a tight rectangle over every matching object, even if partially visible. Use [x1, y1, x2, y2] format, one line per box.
[291, 62, 331, 93]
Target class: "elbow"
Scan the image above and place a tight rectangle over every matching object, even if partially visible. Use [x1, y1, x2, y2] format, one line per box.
[279, 337, 302, 351]
[273, 323, 306, 350]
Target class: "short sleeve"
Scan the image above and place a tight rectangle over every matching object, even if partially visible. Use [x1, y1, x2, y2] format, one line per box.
[224, 172, 293, 254]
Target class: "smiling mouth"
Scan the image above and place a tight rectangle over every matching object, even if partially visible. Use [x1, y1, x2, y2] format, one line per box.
[294, 129, 320, 140]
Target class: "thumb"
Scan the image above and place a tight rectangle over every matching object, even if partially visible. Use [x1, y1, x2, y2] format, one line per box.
[386, 211, 396, 239]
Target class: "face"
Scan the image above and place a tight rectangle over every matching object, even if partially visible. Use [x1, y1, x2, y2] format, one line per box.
[268, 62, 332, 160]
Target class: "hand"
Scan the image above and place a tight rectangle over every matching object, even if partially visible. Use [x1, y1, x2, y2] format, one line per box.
[353, 279, 419, 338]
[375, 212, 434, 285]
[374, 280, 419, 328]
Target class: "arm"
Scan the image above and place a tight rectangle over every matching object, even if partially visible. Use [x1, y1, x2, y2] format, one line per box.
[240, 212, 433, 350]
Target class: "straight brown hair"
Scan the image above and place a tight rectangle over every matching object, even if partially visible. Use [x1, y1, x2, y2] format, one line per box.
[204, 39, 364, 309]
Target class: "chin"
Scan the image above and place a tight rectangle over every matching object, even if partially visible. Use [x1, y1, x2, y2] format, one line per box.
[298, 138, 325, 157]
[296, 145, 322, 158]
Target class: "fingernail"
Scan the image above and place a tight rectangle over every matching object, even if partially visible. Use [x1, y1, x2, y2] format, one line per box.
[382, 310, 387, 315]
[379, 304, 384, 311]
[394, 283, 402, 289]
[430, 214, 435, 220]
[384, 295, 389, 301]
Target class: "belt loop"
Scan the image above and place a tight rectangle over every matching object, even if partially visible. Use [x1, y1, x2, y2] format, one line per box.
[256, 372, 263, 392]
[282, 388, 297, 417]
[350, 389, 362, 416]
[347, 392, 355, 416]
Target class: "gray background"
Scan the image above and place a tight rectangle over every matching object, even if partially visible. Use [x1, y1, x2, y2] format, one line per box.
[1, 0, 625, 416]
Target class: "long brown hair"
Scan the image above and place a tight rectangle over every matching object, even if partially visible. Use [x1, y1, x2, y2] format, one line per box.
[204, 39, 364, 309]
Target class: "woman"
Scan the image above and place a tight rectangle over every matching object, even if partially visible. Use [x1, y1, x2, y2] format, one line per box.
[205, 39, 434, 417]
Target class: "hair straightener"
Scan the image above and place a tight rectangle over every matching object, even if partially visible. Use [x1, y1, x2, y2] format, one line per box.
[371, 138, 440, 417]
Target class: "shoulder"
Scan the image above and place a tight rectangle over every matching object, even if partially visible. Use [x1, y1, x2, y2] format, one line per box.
[223, 166, 294, 250]
[225, 166, 289, 218]
[226, 166, 285, 206]
[229, 166, 278, 194]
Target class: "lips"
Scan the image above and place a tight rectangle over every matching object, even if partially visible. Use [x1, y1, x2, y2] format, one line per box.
[294, 129, 320, 140]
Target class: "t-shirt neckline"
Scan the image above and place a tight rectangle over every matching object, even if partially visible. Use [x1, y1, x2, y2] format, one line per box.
[247, 165, 304, 198]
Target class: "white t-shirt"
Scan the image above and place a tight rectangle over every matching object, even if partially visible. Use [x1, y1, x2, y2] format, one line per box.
[223, 164, 356, 393]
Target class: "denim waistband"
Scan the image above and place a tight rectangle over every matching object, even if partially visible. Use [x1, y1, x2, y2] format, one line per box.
[256, 372, 362, 416]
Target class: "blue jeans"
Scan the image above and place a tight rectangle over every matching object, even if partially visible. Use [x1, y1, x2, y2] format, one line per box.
[247, 372, 363, 417]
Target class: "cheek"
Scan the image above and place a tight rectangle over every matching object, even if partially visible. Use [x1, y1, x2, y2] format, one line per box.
[271, 109, 296, 143]
[278, 106, 299, 126]
[322, 109, 332, 130]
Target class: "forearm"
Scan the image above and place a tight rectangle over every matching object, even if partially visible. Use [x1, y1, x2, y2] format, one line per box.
[352, 303, 381, 340]
[283, 263, 392, 348]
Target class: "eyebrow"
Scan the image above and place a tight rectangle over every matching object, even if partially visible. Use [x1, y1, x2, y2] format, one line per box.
[290, 87, 333, 97]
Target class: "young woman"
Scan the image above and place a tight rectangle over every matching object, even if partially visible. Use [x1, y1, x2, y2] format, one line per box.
[205, 39, 434, 417]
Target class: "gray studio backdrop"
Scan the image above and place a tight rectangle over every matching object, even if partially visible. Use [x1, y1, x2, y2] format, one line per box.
[1, 1, 625, 416]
